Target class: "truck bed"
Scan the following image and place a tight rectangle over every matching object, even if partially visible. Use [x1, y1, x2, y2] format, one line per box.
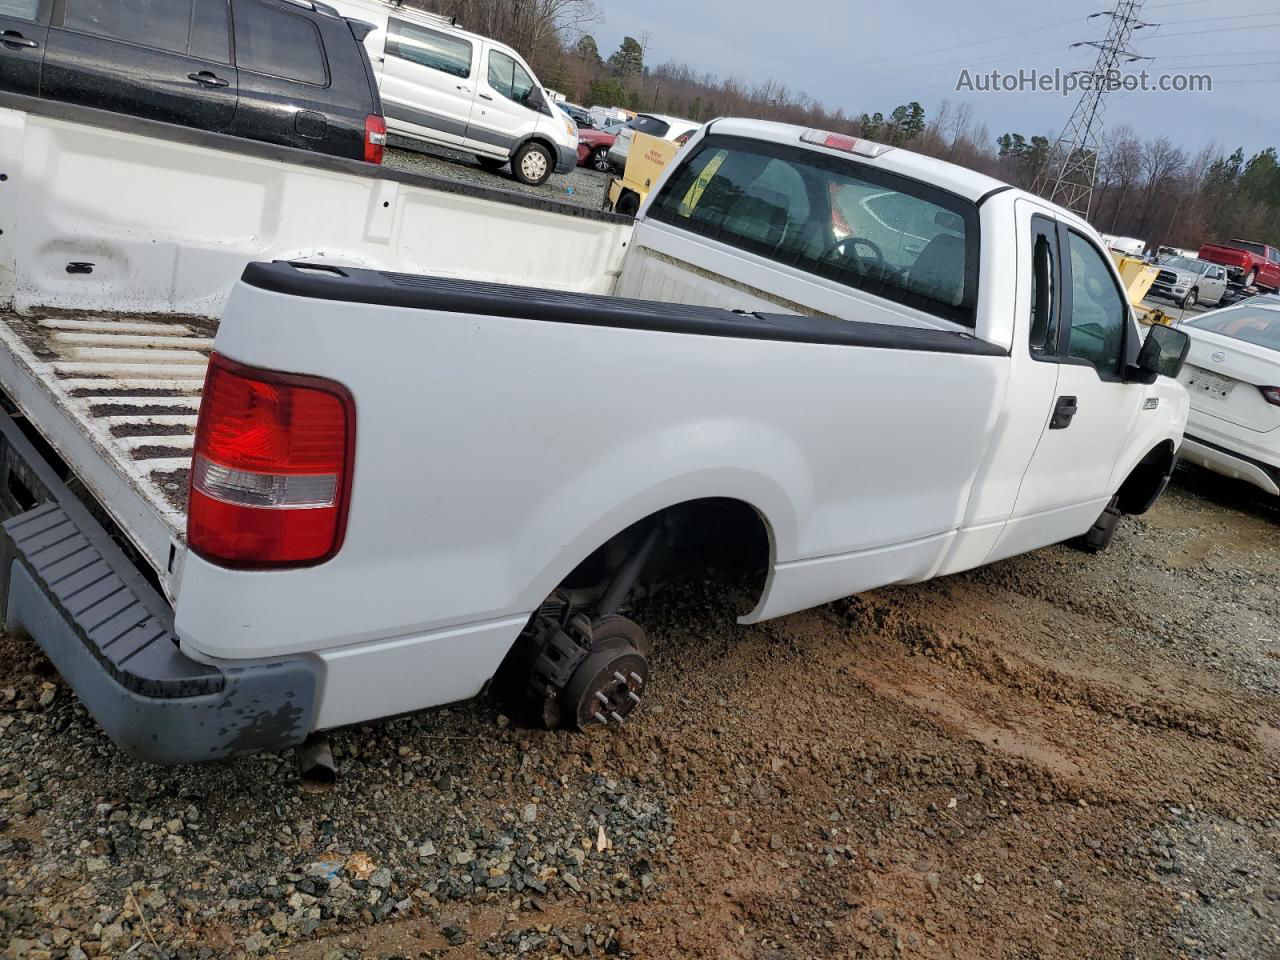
[0, 309, 210, 588]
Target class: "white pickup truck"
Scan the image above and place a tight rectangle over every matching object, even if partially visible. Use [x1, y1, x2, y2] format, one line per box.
[0, 92, 1191, 763]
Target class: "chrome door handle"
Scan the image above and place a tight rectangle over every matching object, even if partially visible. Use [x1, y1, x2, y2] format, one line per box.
[1, 31, 38, 48]
[188, 71, 230, 88]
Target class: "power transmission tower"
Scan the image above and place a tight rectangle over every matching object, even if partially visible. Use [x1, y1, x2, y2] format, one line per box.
[1038, 0, 1152, 218]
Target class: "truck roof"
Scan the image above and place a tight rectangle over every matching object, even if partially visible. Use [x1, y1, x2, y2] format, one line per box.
[705, 118, 1022, 208]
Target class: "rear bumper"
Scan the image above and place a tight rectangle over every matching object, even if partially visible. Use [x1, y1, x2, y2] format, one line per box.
[1180, 434, 1280, 496]
[0, 409, 319, 764]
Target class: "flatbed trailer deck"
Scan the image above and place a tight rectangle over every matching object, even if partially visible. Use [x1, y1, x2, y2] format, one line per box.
[0, 311, 209, 593]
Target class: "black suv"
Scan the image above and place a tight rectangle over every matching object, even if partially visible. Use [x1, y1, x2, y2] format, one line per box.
[0, 0, 386, 163]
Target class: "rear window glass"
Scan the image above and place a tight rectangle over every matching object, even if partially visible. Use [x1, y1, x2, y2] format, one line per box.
[386, 18, 471, 78]
[1226, 240, 1266, 257]
[1185, 308, 1280, 351]
[64, 0, 192, 54]
[631, 115, 670, 138]
[234, 0, 327, 86]
[647, 135, 980, 326]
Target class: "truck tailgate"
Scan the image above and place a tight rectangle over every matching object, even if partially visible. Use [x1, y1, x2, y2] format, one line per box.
[0, 309, 208, 586]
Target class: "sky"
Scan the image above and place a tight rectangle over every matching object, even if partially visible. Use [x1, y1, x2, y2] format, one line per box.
[590, 0, 1280, 161]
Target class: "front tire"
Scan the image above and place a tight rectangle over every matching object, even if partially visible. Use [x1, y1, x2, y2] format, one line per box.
[1180, 288, 1198, 309]
[512, 141, 553, 185]
[1069, 496, 1121, 554]
[1243, 268, 1257, 288]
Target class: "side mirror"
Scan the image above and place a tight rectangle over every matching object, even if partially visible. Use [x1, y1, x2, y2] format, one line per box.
[527, 87, 546, 110]
[1133, 324, 1190, 381]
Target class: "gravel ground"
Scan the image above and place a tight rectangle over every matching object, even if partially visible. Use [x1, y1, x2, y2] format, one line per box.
[384, 140, 610, 213]
[1, 465, 1277, 959]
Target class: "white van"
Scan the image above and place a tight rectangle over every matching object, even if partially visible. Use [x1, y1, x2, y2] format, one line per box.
[326, 0, 578, 184]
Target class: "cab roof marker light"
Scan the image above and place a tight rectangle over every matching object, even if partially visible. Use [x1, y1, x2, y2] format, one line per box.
[800, 129, 894, 159]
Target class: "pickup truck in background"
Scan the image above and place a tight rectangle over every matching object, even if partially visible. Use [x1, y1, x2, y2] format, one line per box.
[1150, 255, 1229, 309]
[0, 93, 1190, 763]
[1198, 240, 1280, 292]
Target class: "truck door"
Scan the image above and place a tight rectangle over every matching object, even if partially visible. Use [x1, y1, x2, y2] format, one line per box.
[994, 219, 1147, 556]
[42, 0, 237, 132]
[0, 0, 49, 96]
[1266, 248, 1280, 289]
[378, 15, 476, 147]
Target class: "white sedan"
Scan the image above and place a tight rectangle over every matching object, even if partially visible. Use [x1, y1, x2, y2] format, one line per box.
[1176, 295, 1280, 495]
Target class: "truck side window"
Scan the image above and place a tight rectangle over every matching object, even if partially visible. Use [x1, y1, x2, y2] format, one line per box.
[386, 19, 471, 79]
[233, 0, 327, 86]
[649, 134, 980, 327]
[1029, 217, 1059, 355]
[487, 50, 536, 108]
[1065, 232, 1127, 378]
[63, 0, 193, 54]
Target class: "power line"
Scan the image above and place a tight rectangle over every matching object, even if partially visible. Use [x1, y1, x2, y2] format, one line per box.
[1147, 11, 1280, 27]
[1144, 21, 1280, 40]
[1037, 0, 1151, 217]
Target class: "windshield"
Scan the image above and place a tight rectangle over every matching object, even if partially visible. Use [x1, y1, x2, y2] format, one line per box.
[1162, 256, 1204, 273]
[1185, 306, 1280, 351]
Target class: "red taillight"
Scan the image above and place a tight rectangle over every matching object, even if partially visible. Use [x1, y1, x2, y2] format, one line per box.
[364, 114, 386, 164]
[1261, 386, 1280, 407]
[188, 353, 355, 568]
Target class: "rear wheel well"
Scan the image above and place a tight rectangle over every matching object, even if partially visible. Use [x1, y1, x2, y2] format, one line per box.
[1117, 440, 1178, 515]
[559, 498, 772, 618]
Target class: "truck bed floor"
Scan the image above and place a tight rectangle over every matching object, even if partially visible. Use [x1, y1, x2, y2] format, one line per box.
[0, 310, 211, 583]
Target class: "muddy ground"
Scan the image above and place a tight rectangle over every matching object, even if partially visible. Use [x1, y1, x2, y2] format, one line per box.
[1, 465, 1277, 960]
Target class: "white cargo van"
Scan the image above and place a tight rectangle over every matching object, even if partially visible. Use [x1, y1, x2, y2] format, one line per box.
[326, 0, 578, 184]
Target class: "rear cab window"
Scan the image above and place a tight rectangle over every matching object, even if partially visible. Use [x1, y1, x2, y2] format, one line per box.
[647, 134, 980, 327]
[386, 18, 471, 78]
[1226, 240, 1266, 258]
[233, 0, 327, 86]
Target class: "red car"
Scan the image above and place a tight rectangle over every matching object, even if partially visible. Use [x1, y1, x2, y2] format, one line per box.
[577, 127, 619, 173]
[1198, 240, 1280, 292]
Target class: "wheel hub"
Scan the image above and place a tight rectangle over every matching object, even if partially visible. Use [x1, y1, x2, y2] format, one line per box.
[522, 152, 547, 180]
[562, 638, 649, 730]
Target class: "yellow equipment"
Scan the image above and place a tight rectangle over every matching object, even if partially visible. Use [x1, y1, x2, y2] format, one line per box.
[1110, 252, 1171, 326]
[606, 132, 680, 216]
